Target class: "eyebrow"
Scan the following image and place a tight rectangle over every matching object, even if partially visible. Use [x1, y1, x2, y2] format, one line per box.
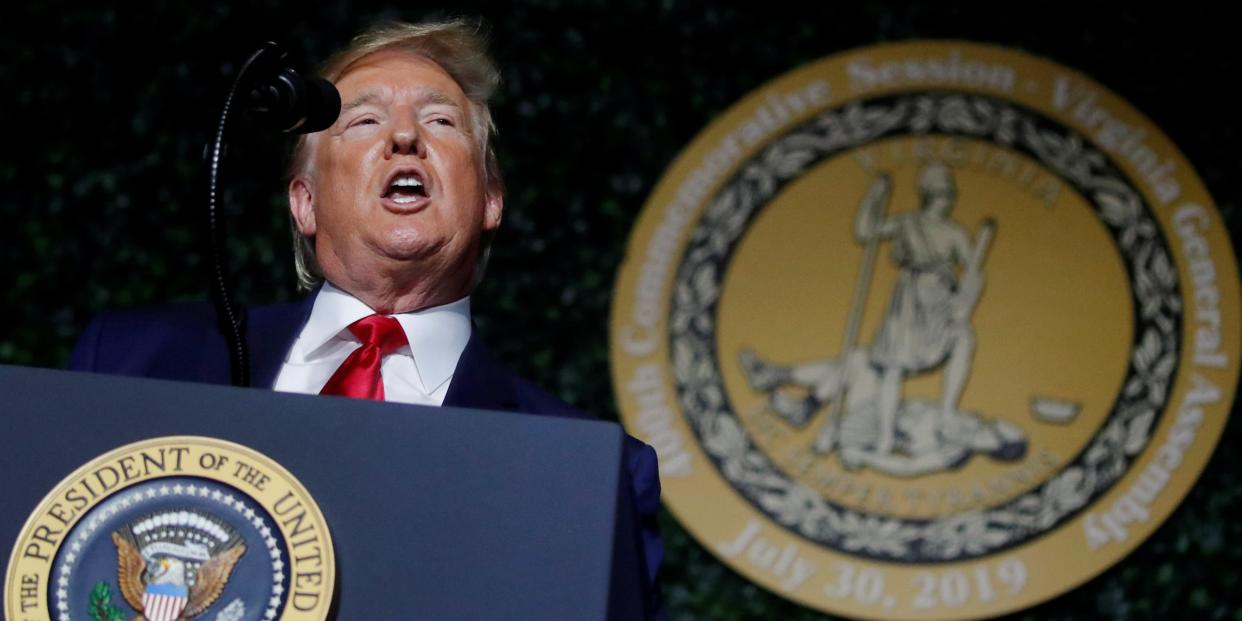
[341, 90, 386, 113]
[341, 88, 462, 112]
[417, 89, 460, 108]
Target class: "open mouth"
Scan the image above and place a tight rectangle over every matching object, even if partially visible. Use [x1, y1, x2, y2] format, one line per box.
[382, 171, 428, 205]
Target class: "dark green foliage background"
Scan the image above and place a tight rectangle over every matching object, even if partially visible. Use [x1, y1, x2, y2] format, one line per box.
[2, 2, 1238, 619]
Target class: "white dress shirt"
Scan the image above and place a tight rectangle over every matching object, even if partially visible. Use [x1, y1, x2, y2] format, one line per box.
[273, 282, 472, 405]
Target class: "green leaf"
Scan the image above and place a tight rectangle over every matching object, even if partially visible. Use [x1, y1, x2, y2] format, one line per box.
[88, 581, 110, 621]
[88, 581, 126, 621]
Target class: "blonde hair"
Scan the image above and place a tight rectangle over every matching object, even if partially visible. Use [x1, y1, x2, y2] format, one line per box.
[289, 19, 503, 291]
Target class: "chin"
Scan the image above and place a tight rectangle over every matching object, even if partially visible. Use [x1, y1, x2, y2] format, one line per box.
[377, 228, 437, 259]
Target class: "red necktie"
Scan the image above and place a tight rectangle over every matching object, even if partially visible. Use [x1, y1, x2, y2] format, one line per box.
[319, 315, 409, 400]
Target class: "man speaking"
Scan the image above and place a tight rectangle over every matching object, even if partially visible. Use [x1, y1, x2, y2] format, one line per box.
[68, 19, 663, 616]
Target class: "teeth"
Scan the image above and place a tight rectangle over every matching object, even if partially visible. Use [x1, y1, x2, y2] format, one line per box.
[385, 173, 426, 204]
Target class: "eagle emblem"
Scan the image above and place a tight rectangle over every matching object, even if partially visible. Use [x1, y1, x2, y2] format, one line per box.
[110, 510, 246, 621]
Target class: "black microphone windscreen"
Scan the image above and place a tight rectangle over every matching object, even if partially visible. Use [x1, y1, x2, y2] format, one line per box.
[299, 77, 341, 134]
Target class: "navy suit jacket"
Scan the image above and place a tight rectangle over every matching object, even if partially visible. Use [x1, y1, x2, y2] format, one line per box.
[68, 294, 664, 618]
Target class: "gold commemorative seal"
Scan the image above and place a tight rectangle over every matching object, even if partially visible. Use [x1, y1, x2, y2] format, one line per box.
[610, 41, 1239, 620]
[6, 437, 334, 621]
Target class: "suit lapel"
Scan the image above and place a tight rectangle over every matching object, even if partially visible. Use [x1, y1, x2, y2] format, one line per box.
[443, 331, 521, 412]
[246, 292, 317, 389]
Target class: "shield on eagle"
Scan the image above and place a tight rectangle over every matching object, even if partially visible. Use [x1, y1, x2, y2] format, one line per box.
[141, 579, 189, 621]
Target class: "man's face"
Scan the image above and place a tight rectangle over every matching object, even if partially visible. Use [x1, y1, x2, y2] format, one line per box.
[921, 189, 955, 218]
[289, 50, 502, 305]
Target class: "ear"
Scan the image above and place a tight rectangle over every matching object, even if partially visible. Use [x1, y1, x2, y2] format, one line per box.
[482, 185, 503, 232]
[288, 176, 316, 236]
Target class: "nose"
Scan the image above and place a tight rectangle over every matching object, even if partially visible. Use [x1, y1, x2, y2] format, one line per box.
[388, 120, 425, 158]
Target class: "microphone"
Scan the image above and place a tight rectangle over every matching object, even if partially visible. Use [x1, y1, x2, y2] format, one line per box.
[244, 43, 341, 134]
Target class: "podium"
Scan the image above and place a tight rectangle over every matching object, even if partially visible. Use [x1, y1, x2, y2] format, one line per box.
[0, 365, 647, 620]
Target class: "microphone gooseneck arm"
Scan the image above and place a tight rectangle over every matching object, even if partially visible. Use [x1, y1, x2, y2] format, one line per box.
[206, 42, 340, 388]
[206, 44, 272, 388]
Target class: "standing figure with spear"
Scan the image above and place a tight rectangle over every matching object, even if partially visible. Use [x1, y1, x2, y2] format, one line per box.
[812, 160, 995, 458]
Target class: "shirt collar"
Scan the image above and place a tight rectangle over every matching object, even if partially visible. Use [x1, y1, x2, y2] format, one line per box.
[295, 281, 473, 393]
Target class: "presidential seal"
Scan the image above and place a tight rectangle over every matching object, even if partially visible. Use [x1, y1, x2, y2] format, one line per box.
[610, 41, 1239, 620]
[6, 437, 334, 621]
